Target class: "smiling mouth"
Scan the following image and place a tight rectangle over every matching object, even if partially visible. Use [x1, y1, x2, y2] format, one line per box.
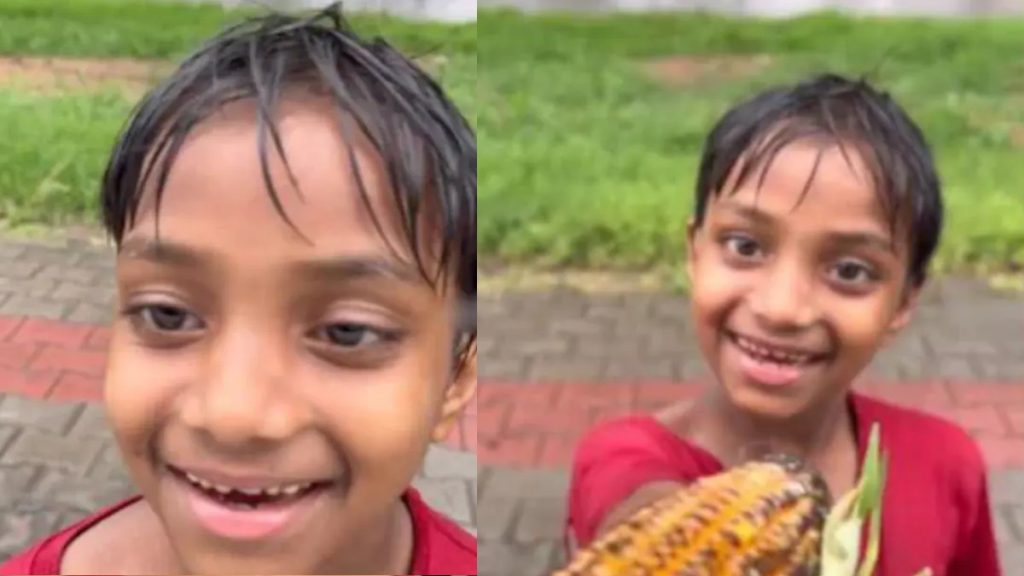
[167, 465, 333, 510]
[725, 330, 829, 366]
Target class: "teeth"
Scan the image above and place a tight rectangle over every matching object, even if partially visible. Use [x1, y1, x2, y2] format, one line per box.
[281, 483, 305, 496]
[181, 470, 314, 498]
[735, 335, 811, 364]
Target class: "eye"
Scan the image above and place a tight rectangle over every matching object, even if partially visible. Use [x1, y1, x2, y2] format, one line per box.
[722, 233, 764, 260]
[312, 322, 392, 349]
[829, 259, 878, 286]
[129, 304, 204, 333]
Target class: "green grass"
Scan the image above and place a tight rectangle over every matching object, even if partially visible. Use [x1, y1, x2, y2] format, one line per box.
[478, 10, 1024, 273]
[0, 0, 476, 58]
[0, 0, 475, 226]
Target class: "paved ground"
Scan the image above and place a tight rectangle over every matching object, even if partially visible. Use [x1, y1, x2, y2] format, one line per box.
[477, 279, 1024, 576]
[0, 235, 476, 564]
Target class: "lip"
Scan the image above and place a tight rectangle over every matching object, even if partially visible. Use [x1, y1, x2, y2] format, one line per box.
[164, 465, 334, 541]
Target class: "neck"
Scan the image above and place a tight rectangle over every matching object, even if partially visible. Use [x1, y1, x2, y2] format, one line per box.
[322, 498, 413, 575]
[701, 388, 854, 468]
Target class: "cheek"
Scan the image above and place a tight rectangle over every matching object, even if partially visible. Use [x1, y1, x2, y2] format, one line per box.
[315, 343, 451, 473]
[104, 332, 181, 457]
[826, 296, 897, 360]
[690, 255, 747, 325]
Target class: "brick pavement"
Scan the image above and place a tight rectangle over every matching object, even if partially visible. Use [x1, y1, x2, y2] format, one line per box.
[0, 235, 476, 565]
[478, 279, 1024, 576]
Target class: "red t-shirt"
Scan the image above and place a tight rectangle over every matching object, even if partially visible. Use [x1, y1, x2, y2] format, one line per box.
[567, 393, 1001, 576]
[0, 488, 475, 575]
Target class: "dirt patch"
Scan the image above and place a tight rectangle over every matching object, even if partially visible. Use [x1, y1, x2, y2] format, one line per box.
[641, 54, 774, 88]
[0, 54, 447, 99]
[0, 56, 172, 98]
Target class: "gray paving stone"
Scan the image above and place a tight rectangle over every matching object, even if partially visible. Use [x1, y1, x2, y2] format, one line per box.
[30, 470, 135, 516]
[0, 465, 37, 507]
[604, 359, 675, 380]
[991, 471, 1024, 505]
[0, 261, 41, 280]
[996, 505, 1021, 545]
[66, 403, 114, 440]
[66, 302, 114, 324]
[478, 491, 518, 541]
[479, 541, 558, 576]
[530, 356, 607, 381]
[1001, 544, 1024, 576]
[514, 495, 566, 543]
[2, 429, 104, 476]
[20, 246, 81, 267]
[421, 444, 476, 480]
[0, 278, 56, 298]
[413, 477, 474, 526]
[0, 425, 17, 455]
[0, 510, 61, 561]
[0, 395, 83, 435]
[0, 297, 68, 320]
[0, 244, 26, 260]
[85, 443, 132, 483]
[36, 266, 99, 285]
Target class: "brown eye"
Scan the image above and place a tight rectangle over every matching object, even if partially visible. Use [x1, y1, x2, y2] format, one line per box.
[316, 323, 388, 349]
[723, 234, 764, 260]
[829, 259, 879, 287]
[135, 304, 204, 332]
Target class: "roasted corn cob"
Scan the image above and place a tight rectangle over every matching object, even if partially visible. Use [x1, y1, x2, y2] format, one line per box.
[556, 454, 832, 576]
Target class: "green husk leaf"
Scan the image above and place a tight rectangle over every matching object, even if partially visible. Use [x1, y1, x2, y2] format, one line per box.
[821, 423, 886, 576]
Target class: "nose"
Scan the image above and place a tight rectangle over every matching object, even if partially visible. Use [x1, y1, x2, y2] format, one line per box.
[748, 257, 819, 331]
[181, 322, 310, 447]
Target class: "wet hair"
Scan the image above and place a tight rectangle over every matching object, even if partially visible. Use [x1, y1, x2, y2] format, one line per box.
[100, 3, 476, 360]
[693, 73, 942, 288]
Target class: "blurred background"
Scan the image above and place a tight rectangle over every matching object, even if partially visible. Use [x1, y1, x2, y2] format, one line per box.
[0, 0, 476, 563]
[475, 1, 1024, 575]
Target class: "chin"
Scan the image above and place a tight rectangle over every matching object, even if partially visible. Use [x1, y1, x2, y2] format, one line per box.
[177, 550, 316, 576]
[722, 378, 810, 421]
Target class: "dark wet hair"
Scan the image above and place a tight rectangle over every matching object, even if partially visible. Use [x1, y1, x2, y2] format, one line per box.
[693, 73, 942, 288]
[100, 3, 476, 358]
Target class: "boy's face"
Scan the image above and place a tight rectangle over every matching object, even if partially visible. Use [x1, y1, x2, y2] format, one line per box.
[687, 140, 917, 421]
[105, 97, 474, 574]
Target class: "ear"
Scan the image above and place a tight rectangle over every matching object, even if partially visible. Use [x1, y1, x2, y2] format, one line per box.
[431, 342, 477, 443]
[686, 218, 699, 282]
[886, 281, 921, 339]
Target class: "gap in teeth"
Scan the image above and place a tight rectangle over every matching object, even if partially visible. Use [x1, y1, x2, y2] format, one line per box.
[735, 335, 808, 364]
[183, 472, 313, 497]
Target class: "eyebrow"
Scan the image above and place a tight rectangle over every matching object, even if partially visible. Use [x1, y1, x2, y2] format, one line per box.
[118, 237, 424, 284]
[716, 203, 896, 254]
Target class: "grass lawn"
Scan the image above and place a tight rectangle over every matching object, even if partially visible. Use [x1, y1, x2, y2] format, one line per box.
[0, 0, 474, 226]
[478, 10, 1024, 275]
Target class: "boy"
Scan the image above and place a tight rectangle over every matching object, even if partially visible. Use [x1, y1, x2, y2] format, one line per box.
[0, 4, 476, 575]
[567, 74, 1001, 574]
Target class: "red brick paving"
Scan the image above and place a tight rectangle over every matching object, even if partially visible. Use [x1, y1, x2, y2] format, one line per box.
[3, 312, 1023, 465]
[480, 380, 1024, 471]
[0, 314, 474, 453]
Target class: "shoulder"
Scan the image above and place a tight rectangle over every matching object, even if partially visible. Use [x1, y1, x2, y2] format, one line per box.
[406, 489, 476, 575]
[0, 497, 143, 576]
[854, 394, 986, 486]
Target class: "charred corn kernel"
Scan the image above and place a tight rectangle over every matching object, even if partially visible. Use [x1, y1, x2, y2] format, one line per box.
[555, 455, 831, 576]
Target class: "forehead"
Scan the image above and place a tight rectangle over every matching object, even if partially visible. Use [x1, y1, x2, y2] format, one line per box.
[716, 140, 892, 235]
[126, 96, 420, 270]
